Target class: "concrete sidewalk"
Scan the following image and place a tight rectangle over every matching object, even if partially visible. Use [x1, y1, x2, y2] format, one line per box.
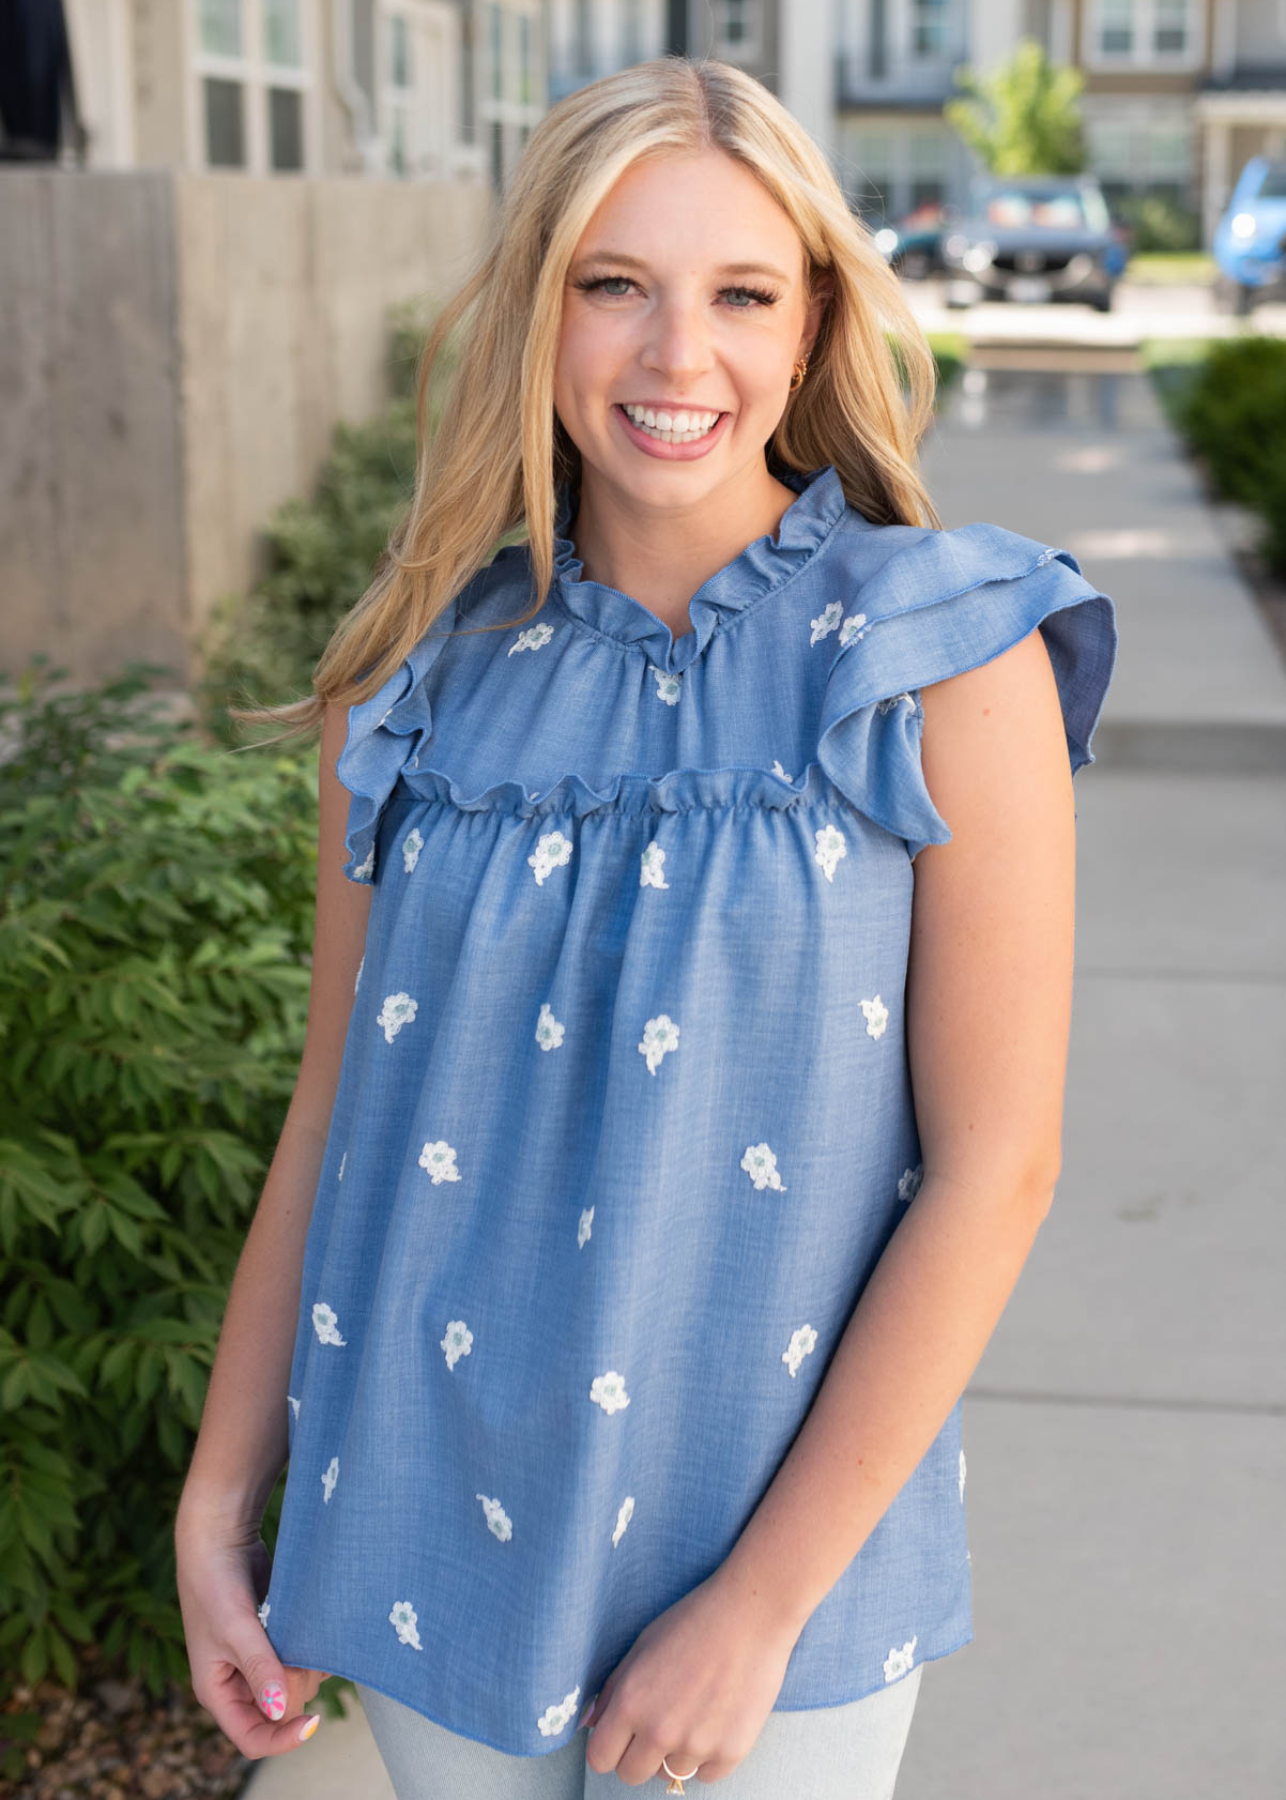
[897, 366, 1286, 1798]
[246, 368, 1286, 1799]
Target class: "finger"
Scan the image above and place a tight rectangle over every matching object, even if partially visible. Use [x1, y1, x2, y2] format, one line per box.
[204, 1661, 322, 1758]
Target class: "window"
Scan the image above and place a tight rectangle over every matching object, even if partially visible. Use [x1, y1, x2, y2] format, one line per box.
[194, 0, 311, 172]
[1097, 0, 1133, 54]
[713, 0, 762, 60]
[1088, 0, 1195, 65]
[621, 0, 643, 65]
[909, 132, 947, 208]
[910, 0, 950, 59]
[518, 13, 531, 104]
[385, 12, 413, 175]
[489, 3, 504, 98]
[390, 15, 410, 87]
[200, 0, 242, 56]
[262, 0, 301, 65]
[1152, 0, 1187, 52]
[204, 75, 245, 164]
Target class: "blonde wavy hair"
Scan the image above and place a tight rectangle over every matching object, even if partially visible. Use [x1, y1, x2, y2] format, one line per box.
[235, 53, 942, 742]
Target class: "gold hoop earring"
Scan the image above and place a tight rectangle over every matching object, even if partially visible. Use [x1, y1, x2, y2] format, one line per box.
[789, 355, 809, 391]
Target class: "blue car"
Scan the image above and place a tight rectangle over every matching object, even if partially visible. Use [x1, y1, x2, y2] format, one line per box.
[1213, 156, 1286, 314]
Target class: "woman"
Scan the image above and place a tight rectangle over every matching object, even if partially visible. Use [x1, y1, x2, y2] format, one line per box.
[175, 55, 1117, 1798]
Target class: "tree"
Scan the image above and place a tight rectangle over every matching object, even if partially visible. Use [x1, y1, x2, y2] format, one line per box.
[944, 38, 1087, 176]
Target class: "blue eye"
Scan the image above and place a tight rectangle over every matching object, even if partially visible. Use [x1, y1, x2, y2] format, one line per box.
[572, 275, 780, 309]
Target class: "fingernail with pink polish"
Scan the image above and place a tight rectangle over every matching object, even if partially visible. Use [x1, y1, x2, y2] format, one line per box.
[259, 1681, 286, 1721]
[298, 1714, 321, 1742]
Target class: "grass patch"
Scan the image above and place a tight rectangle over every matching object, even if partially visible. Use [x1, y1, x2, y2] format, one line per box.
[1126, 253, 1217, 286]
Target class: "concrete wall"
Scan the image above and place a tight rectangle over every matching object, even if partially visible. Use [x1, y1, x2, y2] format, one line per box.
[0, 166, 494, 684]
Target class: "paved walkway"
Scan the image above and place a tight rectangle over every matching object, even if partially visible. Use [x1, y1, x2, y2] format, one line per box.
[246, 368, 1286, 1799]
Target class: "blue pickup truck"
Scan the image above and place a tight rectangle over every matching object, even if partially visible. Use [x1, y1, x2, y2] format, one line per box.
[1213, 156, 1286, 314]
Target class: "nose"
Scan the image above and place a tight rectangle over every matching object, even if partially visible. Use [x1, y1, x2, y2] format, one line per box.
[640, 291, 715, 385]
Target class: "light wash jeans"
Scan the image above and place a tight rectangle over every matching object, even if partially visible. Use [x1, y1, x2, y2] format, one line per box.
[354, 1665, 922, 1800]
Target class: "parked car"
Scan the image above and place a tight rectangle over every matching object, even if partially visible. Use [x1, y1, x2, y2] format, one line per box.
[1212, 156, 1286, 315]
[939, 173, 1129, 310]
[871, 202, 959, 279]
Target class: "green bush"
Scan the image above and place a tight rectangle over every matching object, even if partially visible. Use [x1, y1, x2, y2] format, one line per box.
[0, 662, 317, 1712]
[1173, 336, 1286, 574]
[1113, 192, 1201, 254]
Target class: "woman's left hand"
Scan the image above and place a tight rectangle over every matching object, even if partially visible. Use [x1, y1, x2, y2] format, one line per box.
[580, 1563, 802, 1786]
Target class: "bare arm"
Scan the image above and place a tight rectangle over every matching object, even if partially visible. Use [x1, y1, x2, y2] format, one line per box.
[174, 701, 370, 1756]
[715, 624, 1076, 1631]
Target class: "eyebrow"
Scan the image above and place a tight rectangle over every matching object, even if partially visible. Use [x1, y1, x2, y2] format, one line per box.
[570, 250, 793, 283]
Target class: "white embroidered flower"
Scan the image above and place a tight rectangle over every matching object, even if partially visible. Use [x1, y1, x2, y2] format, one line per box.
[782, 1323, 818, 1379]
[418, 1140, 461, 1184]
[475, 1493, 513, 1541]
[311, 1302, 347, 1347]
[612, 1496, 634, 1547]
[389, 1600, 423, 1650]
[861, 995, 889, 1039]
[536, 1686, 581, 1738]
[536, 1001, 565, 1051]
[402, 827, 424, 873]
[287, 1394, 300, 1418]
[590, 1370, 630, 1414]
[814, 822, 847, 882]
[884, 1636, 918, 1682]
[441, 1319, 473, 1370]
[898, 1163, 923, 1202]
[640, 841, 669, 889]
[377, 991, 418, 1043]
[772, 758, 794, 782]
[810, 600, 842, 646]
[578, 1205, 594, 1249]
[741, 1142, 788, 1192]
[876, 691, 916, 715]
[321, 1455, 339, 1504]
[839, 611, 870, 647]
[337, 1151, 346, 1183]
[376, 707, 394, 728]
[351, 845, 375, 882]
[650, 666, 683, 706]
[1034, 546, 1059, 566]
[257, 1598, 271, 1627]
[508, 621, 556, 655]
[528, 829, 574, 886]
[959, 1448, 967, 1502]
[638, 1013, 680, 1075]
[354, 953, 364, 996]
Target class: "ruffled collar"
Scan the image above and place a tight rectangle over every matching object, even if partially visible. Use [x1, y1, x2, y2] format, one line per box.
[551, 462, 851, 672]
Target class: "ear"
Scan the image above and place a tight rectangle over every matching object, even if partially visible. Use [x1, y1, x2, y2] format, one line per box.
[801, 270, 834, 358]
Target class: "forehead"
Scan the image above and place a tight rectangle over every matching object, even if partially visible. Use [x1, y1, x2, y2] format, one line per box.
[575, 150, 803, 270]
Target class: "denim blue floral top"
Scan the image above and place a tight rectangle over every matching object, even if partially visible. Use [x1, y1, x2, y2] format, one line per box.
[260, 462, 1118, 1756]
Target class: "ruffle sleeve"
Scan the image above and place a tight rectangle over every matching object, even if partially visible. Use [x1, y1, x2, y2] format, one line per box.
[816, 523, 1118, 861]
[334, 597, 459, 883]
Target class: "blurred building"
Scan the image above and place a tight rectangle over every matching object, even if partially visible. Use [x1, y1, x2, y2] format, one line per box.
[834, 0, 1286, 245]
[61, 0, 545, 191]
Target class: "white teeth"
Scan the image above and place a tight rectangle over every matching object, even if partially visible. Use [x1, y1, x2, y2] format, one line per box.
[621, 403, 721, 444]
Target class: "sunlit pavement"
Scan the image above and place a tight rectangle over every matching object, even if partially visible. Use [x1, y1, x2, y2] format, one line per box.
[894, 365, 1286, 1799]
[903, 275, 1286, 345]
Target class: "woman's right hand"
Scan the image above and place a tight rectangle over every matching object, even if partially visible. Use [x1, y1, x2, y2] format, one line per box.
[176, 1506, 329, 1758]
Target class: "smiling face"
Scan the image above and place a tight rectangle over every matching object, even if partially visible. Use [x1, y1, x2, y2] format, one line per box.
[553, 148, 825, 518]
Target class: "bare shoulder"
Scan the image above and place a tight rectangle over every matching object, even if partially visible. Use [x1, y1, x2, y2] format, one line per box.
[906, 627, 1077, 1200]
[915, 625, 1073, 865]
[291, 701, 373, 1133]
